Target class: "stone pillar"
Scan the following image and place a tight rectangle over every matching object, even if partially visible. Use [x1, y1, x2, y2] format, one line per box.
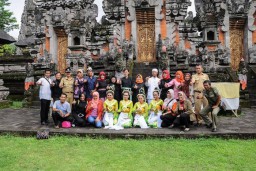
[49, 25, 58, 64]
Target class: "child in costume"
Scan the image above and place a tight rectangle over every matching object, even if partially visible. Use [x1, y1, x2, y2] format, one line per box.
[148, 88, 164, 128]
[114, 89, 133, 130]
[103, 90, 118, 128]
[96, 71, 108, 101]
[133, 90, 149, 129]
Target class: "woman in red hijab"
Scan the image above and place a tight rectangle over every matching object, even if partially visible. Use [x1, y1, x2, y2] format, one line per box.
[96, 71, 108, 101]
[159, 70, 172, 100]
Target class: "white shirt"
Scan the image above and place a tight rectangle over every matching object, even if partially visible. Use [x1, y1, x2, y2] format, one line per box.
[145, 77, 160, 100]
[37, 77, 52, 100]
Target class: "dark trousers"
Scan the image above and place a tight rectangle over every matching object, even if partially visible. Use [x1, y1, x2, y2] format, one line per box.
[174, 113, 190, 128]
[72, 113, 86, 127]
[160, 114, 177, 127]
[52, 112, 73, 126]
[40, 99, 51, 123]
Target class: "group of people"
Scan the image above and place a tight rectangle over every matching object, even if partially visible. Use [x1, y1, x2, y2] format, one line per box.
[37, 65, 221, 132]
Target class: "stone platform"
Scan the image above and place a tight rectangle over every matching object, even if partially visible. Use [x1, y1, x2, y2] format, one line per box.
[0, 108, 255, 139]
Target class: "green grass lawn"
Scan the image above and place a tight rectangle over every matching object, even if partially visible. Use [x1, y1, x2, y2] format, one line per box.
[0, 136, 255, 171]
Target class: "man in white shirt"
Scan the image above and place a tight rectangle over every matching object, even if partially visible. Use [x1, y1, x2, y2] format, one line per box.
[36, 69, 53, 125]
[145, 68, 160, 103]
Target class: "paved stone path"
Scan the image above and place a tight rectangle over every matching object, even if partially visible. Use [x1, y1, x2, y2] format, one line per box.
[0, 108, 255, 138]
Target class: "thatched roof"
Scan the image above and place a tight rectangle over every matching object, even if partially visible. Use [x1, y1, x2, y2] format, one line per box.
[0, 30, 16, 44]
[15, 36, 36, 47]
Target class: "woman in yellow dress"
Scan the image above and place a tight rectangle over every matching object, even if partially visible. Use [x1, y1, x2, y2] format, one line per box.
[133, 92, 149, 128]
[148, 88, 163, 128]
[113, 90, 133, 130]
[103, 90, 118, 128]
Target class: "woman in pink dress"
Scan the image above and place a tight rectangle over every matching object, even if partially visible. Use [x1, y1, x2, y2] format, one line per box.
[165, 71, 184, 99]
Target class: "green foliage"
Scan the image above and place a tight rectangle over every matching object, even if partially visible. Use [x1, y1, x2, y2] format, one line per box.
[0, 44, 16, 56]
[0, 0, 19, 32]
[0, 136, 256, 170]
[10, 101, 23, 109]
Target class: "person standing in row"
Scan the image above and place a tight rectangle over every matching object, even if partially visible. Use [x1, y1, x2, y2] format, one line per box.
[200, 80, 221, 132]
[96, 71, 108, 101]
[191, 64, 209, 125]
[121, 69, 133, 99]
[59, 68, 74, 107]
[132, 74, 145, 103]
[84, 67, 97, 101]
[107, 76, 122, 102]
[74, 69, 85, 101]
[36, 69, 53, 125]
[159, 70, 172, 100]
[51, 72, 62, 102]
[145, 68, 160, 104]
[165, 71, 184, 99]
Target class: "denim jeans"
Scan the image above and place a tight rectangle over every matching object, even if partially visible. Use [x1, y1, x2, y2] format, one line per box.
[87, 116, 102, 128]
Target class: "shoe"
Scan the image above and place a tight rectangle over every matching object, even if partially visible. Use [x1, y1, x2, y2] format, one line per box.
[206, 123, 213, 128]
[41, 122, 46, 125]
[212, 128, 217, 132]
[184, 128, 190, 132]
[45, 121, 49, 125]
[72, 124, 75, 128]
[55, 125, 59, 129]
[168, 124, 174, 129]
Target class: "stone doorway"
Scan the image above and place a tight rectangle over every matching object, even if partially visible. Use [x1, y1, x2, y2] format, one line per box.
[55, 29, 68, 74]
[230, 19, 245, 71]
[136, 8, 155, 63]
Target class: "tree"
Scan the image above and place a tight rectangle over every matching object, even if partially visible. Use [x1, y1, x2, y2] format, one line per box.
[0, 0, 19, 32]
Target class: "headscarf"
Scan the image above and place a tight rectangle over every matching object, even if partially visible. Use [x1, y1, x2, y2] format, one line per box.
[162, 70, 171, 80]
[77, 69, 84, 75]
[91, 91, 100, 108]
[178, 91, 187, 101]
[175, 71, 184, 83]
[98, 71, 106, 81]
[163, 89, 175, 109]
[136, 74, 144, 84]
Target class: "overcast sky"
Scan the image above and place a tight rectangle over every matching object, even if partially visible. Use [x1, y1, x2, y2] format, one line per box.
[7, 0, 195, 39]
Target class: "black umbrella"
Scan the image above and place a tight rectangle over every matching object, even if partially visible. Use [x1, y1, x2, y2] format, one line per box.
[0, 30, 16, 44]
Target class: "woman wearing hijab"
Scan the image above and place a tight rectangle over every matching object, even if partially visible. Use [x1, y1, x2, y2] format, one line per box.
[172, 91, 194, 131]
[96, 71, 108, 101]
[159, 70, 172, 100]
[86, 91, 104, 128]
[132, 74, 145, 103]
[165, 70, 184, 99]
[160, 89, 177, 128]
[181, 73, 193, 102]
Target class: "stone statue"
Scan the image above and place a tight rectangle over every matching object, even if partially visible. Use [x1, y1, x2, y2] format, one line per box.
[185, 11, 194, 24]
[156, 34, 163, 60]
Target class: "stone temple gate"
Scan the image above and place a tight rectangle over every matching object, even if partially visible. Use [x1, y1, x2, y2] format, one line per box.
[14, 0, 256, 107]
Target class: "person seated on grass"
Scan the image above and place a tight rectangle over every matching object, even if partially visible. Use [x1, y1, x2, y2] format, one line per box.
[133, 93, 149, 129]
[148, 88, 163, 128]
[114, 90, 133, 130]
[200, 80, 221, 132]
[171, 91, 194, 132]
[72, 94, 87, 127]
[52, 93, 73, 129]
[85, 91, 103, 128]
[103, 90, 118, 129]
[160, 89, 177, 128]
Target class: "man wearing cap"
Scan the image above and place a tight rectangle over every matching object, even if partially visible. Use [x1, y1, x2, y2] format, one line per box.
[84, 67, 97, 101]
[191, 64, 209, 125]
[145, 68, 160, 104]
[59, 68, 74, 106]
